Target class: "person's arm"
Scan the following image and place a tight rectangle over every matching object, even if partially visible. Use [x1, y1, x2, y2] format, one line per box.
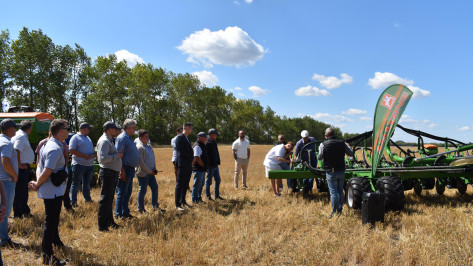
[345, 142, 354, 157]
[97, 140, 117, 164]
[15, 149, 27, 169]
[0, 180, 7, 223]
[247, 148, 250, 159]
[1, 157, 18, 182]
[29, 168, 53, 190]
[317, 143, 324, 161]
[70, 149, 93, 160]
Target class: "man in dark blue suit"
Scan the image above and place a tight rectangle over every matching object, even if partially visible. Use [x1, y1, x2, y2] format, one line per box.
[175, 122, 194, 211]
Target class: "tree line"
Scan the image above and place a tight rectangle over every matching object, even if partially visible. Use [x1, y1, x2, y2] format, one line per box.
[0, 27, 345, 144]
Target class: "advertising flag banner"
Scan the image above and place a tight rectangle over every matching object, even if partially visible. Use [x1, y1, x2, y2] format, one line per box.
[372, 84, 413, 176]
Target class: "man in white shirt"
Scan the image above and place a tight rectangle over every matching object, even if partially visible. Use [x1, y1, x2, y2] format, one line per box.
[232, 130, 250, 189]
[263, 142, 295, 196]
[12, 120, 34, 218]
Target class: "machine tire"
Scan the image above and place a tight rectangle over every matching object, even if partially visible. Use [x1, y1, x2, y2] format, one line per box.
[423, 178, 435, 190]
[346, 177, 372, 209]
[413, 182, 422, 195]
[401, 178, 414, 191]
[376, 176, 405, 211]
[457, 178, 467, 194]
[435, 179, 445, 195]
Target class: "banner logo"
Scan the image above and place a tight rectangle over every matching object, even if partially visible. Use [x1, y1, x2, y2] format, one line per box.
[381, 93, 396, 109]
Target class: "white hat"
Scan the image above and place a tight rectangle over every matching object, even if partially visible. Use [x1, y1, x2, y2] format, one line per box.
[301, 130, 309, 138]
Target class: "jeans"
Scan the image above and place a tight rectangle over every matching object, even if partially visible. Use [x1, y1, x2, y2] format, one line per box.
[63, 166, 73, 209]
[137, 174, 158, 211]
[70, 164, 94, 203]
[115, 165, 135, 216]
[303, 159, 317, 193]
[42, 196, 63, 256]
[98, 168, 119, 230]
[326, 170, 345, 214]
[192, 171, 206, 202]
[206, 167, 221, 198]
[0, 180, 15, 243]
[13, 167, 31, 217]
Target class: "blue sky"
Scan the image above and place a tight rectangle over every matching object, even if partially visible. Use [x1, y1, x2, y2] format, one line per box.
[2, 0, 472, 142]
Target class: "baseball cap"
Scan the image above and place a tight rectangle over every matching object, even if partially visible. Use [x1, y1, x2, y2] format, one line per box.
[79, 122, 93, 129]
[208, 128, 220, 135]
[301, 130, 309, 138]
[197, 132, 207, 138]
[103, 121, 121, 131]
[0, 119, 20, 131]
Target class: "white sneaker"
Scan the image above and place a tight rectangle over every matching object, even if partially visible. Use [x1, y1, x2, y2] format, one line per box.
[176, 207, 185, 211]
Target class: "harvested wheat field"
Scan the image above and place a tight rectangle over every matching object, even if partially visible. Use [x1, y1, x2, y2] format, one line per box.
[3, 145, 473, 265]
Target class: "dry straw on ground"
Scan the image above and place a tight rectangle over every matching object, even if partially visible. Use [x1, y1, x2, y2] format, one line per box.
[3, 145, 473, 265]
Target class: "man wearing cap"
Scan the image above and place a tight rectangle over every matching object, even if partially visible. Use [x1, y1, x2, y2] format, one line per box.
[0, 119, 20, 248]
[29, 119, 69, 265]
[11, 120, 34, 218]
[69, 122, 95, 207]
[191, 132, 209, 204]
[295, 130, 317, 193]
[171, 127, 183, 180]
[175, 122, 194, 210]
[97, 121, 123, 231]
[205, 128, 223, 201]
[232, 130, 250, 189]
[115, 119, 139, 219]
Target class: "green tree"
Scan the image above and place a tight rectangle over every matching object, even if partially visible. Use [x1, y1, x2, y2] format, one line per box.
[0, 30, 12, 112]
[9, 27, 55, 111]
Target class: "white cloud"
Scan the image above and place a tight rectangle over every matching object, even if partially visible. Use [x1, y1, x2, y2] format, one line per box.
[114, 50, 145, 67]
[399, 115, 437, 129]
[458, 126, 470, 131]
[312, 73, 353, 89]
[368, 72, 430, 99]
[234, 86, 242, 91]
[192, 70, 218, 87]
[360, 116, 372, 121]
[409, 85, 431, 99]
[177, 26, 266, 68]
[248, 85, 269, 97]
[342, 108, 367, 116]
[294, 85, 330, 97]
[237, 92, 245, 97]
[233, 1, 240, 5]
[245, 0, 253, 2]
[309, 113, 353, 123]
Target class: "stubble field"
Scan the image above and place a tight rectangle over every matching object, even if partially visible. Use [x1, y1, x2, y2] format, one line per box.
[3, 145, 473, 265]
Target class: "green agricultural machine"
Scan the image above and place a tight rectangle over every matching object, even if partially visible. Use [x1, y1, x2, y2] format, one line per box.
[269, 84, 473, 211]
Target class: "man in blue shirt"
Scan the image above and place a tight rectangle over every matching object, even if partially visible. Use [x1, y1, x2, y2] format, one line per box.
[294, 130, 317, 193]
[69, 122, 95, 207]
[29, 119, 69, 265]
[115, 119, 139, 219]
[0, 119, 20, 249]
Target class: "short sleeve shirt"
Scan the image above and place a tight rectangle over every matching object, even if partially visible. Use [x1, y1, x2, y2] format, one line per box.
[263, 144, 286, 168]
[12, 130, 35, 164]
[69, 133, 95, 166]
[0, 134, 18, 181]
[193, 145, 202, 157]
[37, 138, 67, 199]
[116, 131, 139, 167]
[232, 138, 250, 159]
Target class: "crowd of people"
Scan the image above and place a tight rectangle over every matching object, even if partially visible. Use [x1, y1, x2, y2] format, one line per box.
[0, 117, 352, 265]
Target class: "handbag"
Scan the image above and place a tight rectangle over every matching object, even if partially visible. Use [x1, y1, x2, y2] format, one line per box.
[50, 169, 68, 186]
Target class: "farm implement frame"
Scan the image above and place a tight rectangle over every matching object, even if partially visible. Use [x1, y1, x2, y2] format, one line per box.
[268, 84, 473, 210]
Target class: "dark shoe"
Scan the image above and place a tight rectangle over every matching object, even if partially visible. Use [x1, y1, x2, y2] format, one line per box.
[207, 196, 214, 201]
[123, 214, 135, 219]
[215, 196, 224, 200]
[154, 207, 166, 214]
[99, 227, 109, 232]
[138, 209, 146, 214]
[183, 202, 192, 209]
[43, 254, 66, 265]
[53, 240, 65, 248]
[65, 208, 75, 214]
[110, 223, 121, 229]
[198, 199, 205, 204]
[242, 185, 249, 189]
[1, 238, 21, 249]
[71, 202, 78, 208]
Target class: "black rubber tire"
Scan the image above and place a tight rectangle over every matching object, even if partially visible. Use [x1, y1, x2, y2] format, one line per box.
[423, 178, 435, 190]
[413, 182, 422, 195]
[376, 176, 405, 211]
[435, 179, 445, 195]
[346, 177, 372, 209]
[457, 178, 467, 194]
[401, 178, 414, 191]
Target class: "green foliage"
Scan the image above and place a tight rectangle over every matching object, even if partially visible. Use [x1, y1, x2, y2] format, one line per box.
[2, 27, 345, 144]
